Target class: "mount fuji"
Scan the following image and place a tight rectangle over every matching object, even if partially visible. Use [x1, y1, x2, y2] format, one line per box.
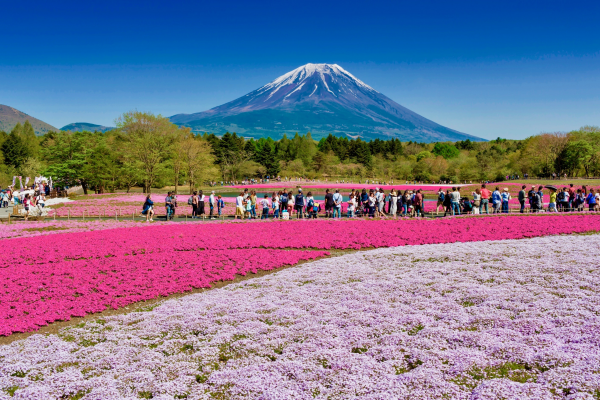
[170, 64, 483, 142]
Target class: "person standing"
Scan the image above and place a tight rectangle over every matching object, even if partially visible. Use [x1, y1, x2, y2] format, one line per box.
[491, 187, 502, 214]
[260, 194, 270, 219]
[436, 188, 445, 215]
[347, 195, 356, 218]
[537, 186, 544, 211]
[209, 191, 216, 219]
[191, 191, 198, 218]
[280, 190, 288, 215]
[324, 189, 334, 218]
[332, 189, 342, 218]
[568, 184, 575, 212]
[518, 185, 526, 213]
[500, 188, 511, 213]
[368, 189, 376, 218]
[480, 184, 491, 214]
[413, 189, 423, 217]
[586, 189, 597, 211]
[472, 188, 481, 215]
[235, 192, 245, 219]
[390, 189, 398, 217]
[217, 195, 224, 216]
[449, 187, 460, 216]
[272, 192, 280, 218]
[197, 190, 205, 217]
[165, 192, 172, 220]
[295, 190, 304, 219]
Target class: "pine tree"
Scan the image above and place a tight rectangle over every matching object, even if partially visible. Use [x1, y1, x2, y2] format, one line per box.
[1, 128, 31, 169]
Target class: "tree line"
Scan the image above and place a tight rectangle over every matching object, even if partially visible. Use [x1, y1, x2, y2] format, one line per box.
[1, 112, 599, 194]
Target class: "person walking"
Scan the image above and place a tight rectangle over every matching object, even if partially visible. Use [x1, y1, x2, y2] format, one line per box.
[549, 189, 558, 213]
[480, 184, 491, 214]
[518, 185, 526, 213]
[142, 194, 155, 222]
[332, 189, 342, 218]
[436, 188, 445, 215]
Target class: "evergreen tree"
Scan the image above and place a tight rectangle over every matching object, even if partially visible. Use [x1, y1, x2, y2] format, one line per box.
[21, 121, 40, 158]
[1, 127, 31, 169]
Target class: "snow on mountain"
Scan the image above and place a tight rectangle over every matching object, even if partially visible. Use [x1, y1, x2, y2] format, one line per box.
[170, 63, 484, 142]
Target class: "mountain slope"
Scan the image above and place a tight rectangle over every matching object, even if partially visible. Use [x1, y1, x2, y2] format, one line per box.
[0, 104, 57, 136]
[170, 64, 484, 142]
[60, 122, 115, 133]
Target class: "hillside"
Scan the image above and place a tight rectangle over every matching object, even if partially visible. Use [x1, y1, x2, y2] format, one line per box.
[60, 122, 115, 133]
[171, 64, 484, 142]
[0, 104, 57, 136]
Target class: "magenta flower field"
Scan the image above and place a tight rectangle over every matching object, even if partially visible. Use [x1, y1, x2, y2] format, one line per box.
[2, 214, 600, 337]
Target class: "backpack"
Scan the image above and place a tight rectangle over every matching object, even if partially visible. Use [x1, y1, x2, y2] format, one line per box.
[188, 196, 194, 205]
[438, 192, 445, 202]
[281, 193, 288, 202]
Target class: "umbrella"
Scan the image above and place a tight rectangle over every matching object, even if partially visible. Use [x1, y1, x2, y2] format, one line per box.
[544, 185, 557, 191]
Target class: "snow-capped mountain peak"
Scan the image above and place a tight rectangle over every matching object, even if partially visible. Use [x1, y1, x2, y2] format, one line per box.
[170, 64, 484, 143]
[258, 63, 377, 97]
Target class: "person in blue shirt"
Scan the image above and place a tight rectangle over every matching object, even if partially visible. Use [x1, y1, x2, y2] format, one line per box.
[491, 187, 502, 214]
[586, 189, 597, 211]
[142, 194, 155, 222]
[500, 188, 511, 213]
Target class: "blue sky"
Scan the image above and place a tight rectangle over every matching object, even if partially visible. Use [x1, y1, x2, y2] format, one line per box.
[1, 0, 598, 140]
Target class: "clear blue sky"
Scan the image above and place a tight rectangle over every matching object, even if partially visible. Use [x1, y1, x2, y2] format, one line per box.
[1, 0, 598, 140]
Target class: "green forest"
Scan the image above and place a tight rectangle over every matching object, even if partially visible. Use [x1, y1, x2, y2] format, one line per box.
[1, 111, 599, 194]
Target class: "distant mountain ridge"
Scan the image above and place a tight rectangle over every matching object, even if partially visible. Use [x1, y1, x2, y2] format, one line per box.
[0, 104, 57, 136]
[60, 122, 115, 133]
[170, 63, 484, 142]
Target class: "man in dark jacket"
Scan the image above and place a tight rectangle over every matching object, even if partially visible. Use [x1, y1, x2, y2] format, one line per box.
[518, 185, 526, 213]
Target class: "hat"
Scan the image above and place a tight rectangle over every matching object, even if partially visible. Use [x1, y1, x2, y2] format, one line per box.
[298, 188, 302, 192]
[503, 188, 508, 192]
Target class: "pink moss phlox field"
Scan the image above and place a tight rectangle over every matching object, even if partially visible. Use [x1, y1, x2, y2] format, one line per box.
[0, 248, 327, 336]
[1, 234, 599, 398]
[2, 214, 600, 336]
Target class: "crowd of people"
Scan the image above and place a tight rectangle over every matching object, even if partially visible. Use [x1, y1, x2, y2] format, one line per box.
[0, 185, 49, 221]
[137, 183, 600, 222]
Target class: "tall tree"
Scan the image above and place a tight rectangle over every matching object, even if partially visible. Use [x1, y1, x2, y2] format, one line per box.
[116, 111, 178, 193]
[1, 126, 31, 169]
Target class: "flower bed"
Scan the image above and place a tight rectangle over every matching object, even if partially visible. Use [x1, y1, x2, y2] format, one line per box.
[2, 214, 600, 336]
[1, 234, 599, 398]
